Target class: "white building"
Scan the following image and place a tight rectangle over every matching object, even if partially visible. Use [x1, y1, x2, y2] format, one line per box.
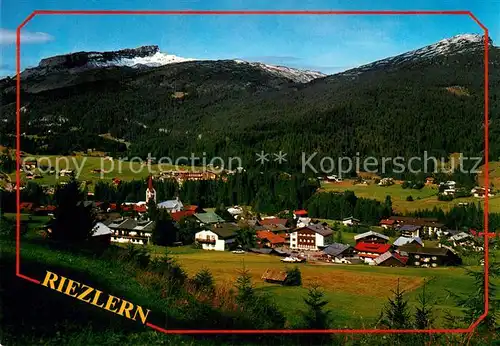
[107, 218, 155, 245]
[342, 217, 360, 227]
[157, 197, 183, 213]
[227, 206, 243, 218]
[195, 223, 239, 251]
[288, 224, 333, 251]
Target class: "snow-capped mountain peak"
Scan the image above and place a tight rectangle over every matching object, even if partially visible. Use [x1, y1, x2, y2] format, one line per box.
[338, 33, 492, 77]
[22, 46, 326, 83]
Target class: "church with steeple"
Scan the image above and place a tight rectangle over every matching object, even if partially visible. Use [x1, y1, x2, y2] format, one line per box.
[146, 175, 156, 204]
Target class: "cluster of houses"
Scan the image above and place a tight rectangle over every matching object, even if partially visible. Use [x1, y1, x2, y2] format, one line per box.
[17, 174, 484, 269]
[333, 230, 463, 267]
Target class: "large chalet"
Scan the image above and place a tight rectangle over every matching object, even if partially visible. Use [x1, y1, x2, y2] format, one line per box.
[106, 218, 155, 245]
[195, 223, 239, 251]
[353, 231, 391, 264]
[288, 224, 333, 251]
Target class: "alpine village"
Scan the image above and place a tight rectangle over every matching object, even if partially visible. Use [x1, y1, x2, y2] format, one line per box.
[1, 33, 500, 345]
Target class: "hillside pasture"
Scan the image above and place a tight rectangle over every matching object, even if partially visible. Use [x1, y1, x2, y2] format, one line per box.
[165, 246, 475, 327]
[320, 180, 492, 213]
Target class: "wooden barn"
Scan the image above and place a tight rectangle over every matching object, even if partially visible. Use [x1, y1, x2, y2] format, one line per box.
[261, 269, 288, 285]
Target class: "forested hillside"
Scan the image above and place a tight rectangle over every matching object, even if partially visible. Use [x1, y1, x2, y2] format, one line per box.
[1, 34, 498, 170]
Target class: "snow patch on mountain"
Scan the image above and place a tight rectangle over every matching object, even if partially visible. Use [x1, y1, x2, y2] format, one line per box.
[22, 45, 326, 84]
[90, 51, 196, 68]
[234, 60, 325, 83]
[339, 34, 492, 77]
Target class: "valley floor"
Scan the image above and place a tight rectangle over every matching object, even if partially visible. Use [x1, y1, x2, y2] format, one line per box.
[157, 245, 479, 328]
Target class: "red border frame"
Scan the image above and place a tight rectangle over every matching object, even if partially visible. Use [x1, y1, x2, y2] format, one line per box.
[15, 9, 491, 335]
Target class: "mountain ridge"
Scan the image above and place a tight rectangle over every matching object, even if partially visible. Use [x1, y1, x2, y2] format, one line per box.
[19, 45, 326, 84]
[1, 33, 499, 165]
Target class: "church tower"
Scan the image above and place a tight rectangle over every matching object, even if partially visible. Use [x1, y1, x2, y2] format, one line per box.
[146, 175, 156, 204]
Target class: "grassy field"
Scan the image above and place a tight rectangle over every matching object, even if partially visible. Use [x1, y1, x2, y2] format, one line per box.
[10, 155, 199, 188]
[1, 213, 490, 335]
[160, 246, 479, 328]
[320, 180, 492, 213]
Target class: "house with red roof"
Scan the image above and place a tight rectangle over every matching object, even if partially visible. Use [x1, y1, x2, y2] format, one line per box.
[256, 230, 286, 248]
[171, 210, 196, 223]
[184, 205, 204, 213]
[354, 242, 392, 264]
[354, 231, 389, 244]
[133, 205, 147, 214]
[258, 217, 290, 233]
[379, 219, 396, 229]
[293, 209, 308, 217]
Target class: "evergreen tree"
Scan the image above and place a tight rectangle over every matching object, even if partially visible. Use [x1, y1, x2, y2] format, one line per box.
[301, 284, 331, 329]
[235, 226, 256, 249]
[446, 263, 500, 332]
[192, 267, 215, 292]
[178, 217, 202, 245]
[381, 279, 412, 329]
[235, 266, 254, 305]
[146, 199, 158, 221]
[334, 224, 343, 244]
[151, 209, 178, 246]
[50, 178, 96, 243]
[414, 279, 434, 329]
[284, 266, 302, 286]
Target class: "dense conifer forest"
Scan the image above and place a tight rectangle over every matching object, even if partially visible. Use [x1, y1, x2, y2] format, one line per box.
[1, 40, 499, 171]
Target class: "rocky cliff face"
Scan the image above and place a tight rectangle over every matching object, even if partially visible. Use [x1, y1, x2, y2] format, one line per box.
[38, 45, 160, 68]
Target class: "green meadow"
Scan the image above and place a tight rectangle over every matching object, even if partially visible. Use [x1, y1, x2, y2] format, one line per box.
[320, 180, 497, 213]
[10, 155, 198, 188]
[164, 246, 480, 328]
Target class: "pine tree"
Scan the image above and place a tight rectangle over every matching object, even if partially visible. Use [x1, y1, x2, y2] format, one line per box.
[192, 268, 214, 292]
[414, 279, 434, 329]
[50, 178, 96, 243]
[146, 199, 158, 221]
[235, 266, 254, 305]
[446, 263, 500, 332]
[301, 283, 331, 329]
[151, 209, 177, 246]
[381, 279, 412, 329]
[334, 226, 343, 244]
[284, 266, 302, 286]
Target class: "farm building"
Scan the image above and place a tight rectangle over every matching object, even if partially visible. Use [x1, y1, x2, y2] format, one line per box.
[373, 251, 408, 267]
[389, 216, 445, 237]
[321, 243, 355, 263]
[397, 225, 422, 238]
[397, 244, 462, 267]
[194, 212, 226, 225]
[157, 197, 184, 213]
[379, 219, 397, 229]
[261, 269, 287, 284]
[90, 222, 113, 247]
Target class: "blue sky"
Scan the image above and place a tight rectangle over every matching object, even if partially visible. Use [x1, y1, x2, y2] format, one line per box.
[0, 0, 499, 77]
